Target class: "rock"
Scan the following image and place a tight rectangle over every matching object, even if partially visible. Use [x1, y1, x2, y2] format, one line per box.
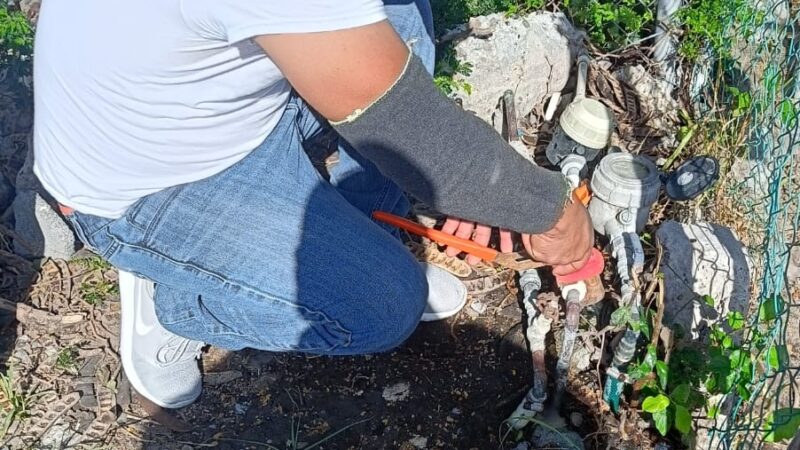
[39, 421, 81, 450]
[570, 412, 584, 428]
[243, 351, 275, 372]
[19, 0, 41, 24]
[0, 174, 15, 215]
[13, 146, 79, 259]
[0, 86, 33, 137]
[615, 65, 679, 134]
[452, 12, 581, 131]
[13, 190, 79, 259]
[234, 402, 248, 415]
[570, 335, 601, 372]
[204, 370, 243, 386]
[382, 382, 410, 402]
[15, 141, 38, 191]
[656, 221, 752, 342]
[787, 246, 800, 287]
[0, 133, 29, 159]
[469, 300, 487, 315]
[408, 435, 428, 449]
[692, 394, 736, 450]
[530, 426, 585, 450]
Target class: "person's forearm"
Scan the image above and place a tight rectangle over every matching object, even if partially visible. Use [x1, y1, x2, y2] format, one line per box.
[333, 54, 569, 234]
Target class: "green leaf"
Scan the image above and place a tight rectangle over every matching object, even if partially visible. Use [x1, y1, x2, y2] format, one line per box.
[722, 336, 733, 349]
[702, 295, 715, 307]
[671, 384, 691, 406]
[728, 311, 745, 330]
[764, 408, 800, 442]
[759, 296, 785, 322]
[642, 394, 670, 413]
[711, 325, 727, 344]
[768, 345, 790, 371]
[640, 319, 652, 340]
[708, 404, 719, 419]
[628, 361, 652, 381]
[643, 344, 657, 371]
[655, 361, 669, 390]
[610, 306, 631, 327]
[652, 408, 670, 436]
[779, 99, 797, 127]
[729, 349, 747, 369]
[768, 345, 779, 370]
[675, 405, 692, 434]
[737, 384, 752, 402]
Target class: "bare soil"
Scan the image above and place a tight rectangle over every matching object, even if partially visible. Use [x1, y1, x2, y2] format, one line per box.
[1, 255, 649, 450]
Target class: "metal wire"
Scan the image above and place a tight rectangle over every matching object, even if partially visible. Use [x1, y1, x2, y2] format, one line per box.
[695, 0, 800, 447]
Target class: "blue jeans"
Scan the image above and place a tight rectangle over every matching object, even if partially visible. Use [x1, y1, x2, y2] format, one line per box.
[68, 1, 435, 355]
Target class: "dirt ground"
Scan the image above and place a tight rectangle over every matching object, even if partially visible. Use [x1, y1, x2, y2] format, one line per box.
[0, 255, 626, 450]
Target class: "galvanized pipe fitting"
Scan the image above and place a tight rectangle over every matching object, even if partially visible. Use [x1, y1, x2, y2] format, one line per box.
[509, 270, 550, 429]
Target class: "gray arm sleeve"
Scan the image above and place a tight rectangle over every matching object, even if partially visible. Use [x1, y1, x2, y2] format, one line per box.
[333, 54, 569, 234]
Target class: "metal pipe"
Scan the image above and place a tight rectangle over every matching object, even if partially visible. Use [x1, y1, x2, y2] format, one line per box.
[610, 231, 643, 365]
[560, 154, 587, 189]
[603, 231, 644, 410]
[652, 0, 682, 92]
[554, 290, 582, 408]
[509, 270, 550, 429]
[522, 270, 549, 403]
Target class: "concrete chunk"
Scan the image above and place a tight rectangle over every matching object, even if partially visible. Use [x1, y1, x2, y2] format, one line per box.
[452, 12, 580, 131]
[656, 221, 752, 342]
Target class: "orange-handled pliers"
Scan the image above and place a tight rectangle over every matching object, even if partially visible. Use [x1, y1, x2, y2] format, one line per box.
[373, 211, 605, 285]
[373, 211, 545, 271]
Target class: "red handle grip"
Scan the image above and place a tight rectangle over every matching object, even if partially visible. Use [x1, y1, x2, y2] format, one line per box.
[555, 248, 605, 285]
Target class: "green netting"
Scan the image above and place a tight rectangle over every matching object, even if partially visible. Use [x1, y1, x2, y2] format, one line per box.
[697, 0, 800, 447]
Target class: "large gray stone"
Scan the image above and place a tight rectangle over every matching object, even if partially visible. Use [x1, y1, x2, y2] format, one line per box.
[13, 148, 79, 260]
[13, 190, 78, 259]
[656, 221, 752, 341]
[451, 12, 580, 131]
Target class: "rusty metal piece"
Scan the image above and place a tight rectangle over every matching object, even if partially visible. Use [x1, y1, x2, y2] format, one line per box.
[536, 292, 560, 322]
[581, 275, 605, 306]
[503, 90, 521, 144]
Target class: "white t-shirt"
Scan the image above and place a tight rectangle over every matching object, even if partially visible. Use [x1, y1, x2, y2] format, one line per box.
[33, 0, 387, 218]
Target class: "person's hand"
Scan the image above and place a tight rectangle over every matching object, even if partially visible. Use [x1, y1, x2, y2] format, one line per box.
[440, 218, 513, 265]
[521, 194, 594, 276]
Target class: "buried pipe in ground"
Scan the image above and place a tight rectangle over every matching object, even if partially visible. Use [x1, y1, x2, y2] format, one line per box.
[508, 269, 551, 429]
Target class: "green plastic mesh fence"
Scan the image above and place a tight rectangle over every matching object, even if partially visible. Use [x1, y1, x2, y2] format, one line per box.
[694, 0, 800, 447]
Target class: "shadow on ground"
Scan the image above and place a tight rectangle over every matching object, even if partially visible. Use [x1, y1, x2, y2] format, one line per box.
[120, 298, 604, 450]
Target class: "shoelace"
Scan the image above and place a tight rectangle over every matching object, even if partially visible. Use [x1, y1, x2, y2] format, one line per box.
[156, 333, 203, 367]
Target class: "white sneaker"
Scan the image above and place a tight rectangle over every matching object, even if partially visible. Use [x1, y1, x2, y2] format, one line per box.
[420, 263, 467, 322]
[118, 271, 204, 408]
